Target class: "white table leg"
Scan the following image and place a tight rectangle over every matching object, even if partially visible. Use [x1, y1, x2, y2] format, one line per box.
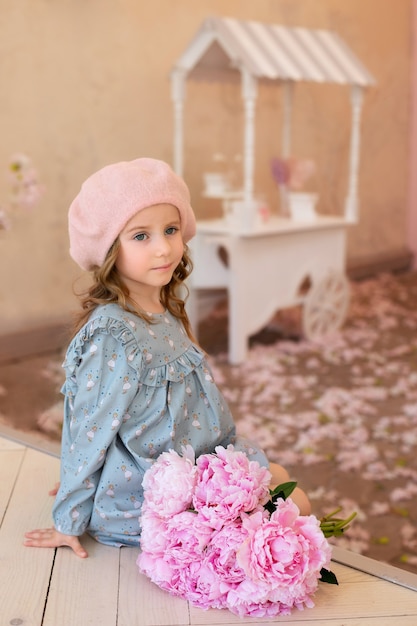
[228, 239, 250, 365]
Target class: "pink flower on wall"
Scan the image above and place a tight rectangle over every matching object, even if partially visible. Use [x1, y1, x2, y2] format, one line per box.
[0, 153, 44, 231]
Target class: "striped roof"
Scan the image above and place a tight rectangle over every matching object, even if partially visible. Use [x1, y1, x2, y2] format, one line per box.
[173, 16, 375, 87]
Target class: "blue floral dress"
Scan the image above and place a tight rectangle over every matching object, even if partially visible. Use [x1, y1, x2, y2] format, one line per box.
[52, 303, 268, 546]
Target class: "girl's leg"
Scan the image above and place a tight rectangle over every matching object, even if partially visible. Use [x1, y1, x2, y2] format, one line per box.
[269, 461, 311, 516]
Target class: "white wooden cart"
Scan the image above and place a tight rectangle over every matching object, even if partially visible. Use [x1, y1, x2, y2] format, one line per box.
[171, 17, 375, 364]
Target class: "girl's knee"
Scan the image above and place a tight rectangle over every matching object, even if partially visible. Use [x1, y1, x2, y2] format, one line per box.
[269, 462, 290, 487]
[268, 462, 311, 516]
[292, 487, 311, 516]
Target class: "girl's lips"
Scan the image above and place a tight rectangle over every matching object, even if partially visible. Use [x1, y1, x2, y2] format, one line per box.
[153, 263, 172, 271]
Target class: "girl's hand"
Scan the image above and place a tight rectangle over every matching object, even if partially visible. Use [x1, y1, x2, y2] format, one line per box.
[24, 528, 88, 558]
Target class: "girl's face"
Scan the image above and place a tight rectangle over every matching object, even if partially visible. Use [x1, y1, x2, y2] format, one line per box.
[115, 203, 184, 310]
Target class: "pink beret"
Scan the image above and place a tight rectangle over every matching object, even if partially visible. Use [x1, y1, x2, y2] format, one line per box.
[68, 158, 196, 270]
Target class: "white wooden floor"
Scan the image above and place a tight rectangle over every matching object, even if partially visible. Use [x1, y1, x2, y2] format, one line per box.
[1, 433, 417, 626]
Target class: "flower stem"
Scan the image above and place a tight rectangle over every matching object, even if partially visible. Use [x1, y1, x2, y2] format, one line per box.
[320, 510, 357, 538]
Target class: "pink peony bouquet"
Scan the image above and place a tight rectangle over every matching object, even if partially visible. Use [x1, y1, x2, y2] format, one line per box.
[137, 445, 354, 618]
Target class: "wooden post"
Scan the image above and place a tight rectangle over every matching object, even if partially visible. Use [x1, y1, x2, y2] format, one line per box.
[241, 69, 257, 205]
[344, 84, 364, 223]
[280, 81, 294, 215]
[282, 81, 293, 158]
[171, 70, 186, 176]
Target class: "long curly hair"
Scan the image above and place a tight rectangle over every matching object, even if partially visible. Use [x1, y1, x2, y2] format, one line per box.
[71, 239, 197, 342]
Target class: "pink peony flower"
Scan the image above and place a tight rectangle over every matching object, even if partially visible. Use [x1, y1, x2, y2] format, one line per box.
[138, 550, 177, 593]
[140, 509, 212, 561]
[203, 519, 249, 587]
[141, 445, 197, 517]
[163, 511, 213, 566]
[226, 578, 295, 618]
[193, 445, 271, 529]
[139, 509, 170, 554]
[173, 560, 226, 610]
[137, 511, 224, 608]
[236, 500, 332, 610]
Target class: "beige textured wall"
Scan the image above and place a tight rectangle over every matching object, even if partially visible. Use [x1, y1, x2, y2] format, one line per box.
[0, 0, 412, 332]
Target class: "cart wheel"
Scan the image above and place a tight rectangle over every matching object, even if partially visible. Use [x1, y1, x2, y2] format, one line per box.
[302, 271, 350, 340]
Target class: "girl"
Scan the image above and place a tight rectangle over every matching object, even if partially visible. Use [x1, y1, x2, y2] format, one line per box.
[24, 158, 310, 558]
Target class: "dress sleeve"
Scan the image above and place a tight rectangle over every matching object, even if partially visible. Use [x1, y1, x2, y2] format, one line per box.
[52, 319, 142, 536]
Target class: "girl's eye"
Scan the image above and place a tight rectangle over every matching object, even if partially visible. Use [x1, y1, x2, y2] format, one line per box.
[166, 226, 179, 235]
[133, 233, 147, 241]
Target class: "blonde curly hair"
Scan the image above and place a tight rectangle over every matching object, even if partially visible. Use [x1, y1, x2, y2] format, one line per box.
[71, 239, 197, 343]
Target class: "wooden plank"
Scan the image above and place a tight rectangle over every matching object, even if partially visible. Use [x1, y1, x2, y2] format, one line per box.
[0, 447, 60, 626]
[191, 609, 416, 626]
[118, 546, 190, 626]
[43, 535, 120, 626]
[0, 449, 24, 523]
[0, 436, 25, 451]
[332, 545, 417, 591]
[0, 422, 60, 457]
[188, 563, 417, 625]
[1, 434, 416, 626]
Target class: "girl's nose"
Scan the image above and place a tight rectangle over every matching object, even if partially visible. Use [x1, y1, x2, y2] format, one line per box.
[154, 235, 171, 256]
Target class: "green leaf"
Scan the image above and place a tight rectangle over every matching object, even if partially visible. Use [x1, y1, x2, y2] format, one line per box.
[264, 499, 276, 514]
[320, 568, 339, 585]
[269, 481, 298, 502]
